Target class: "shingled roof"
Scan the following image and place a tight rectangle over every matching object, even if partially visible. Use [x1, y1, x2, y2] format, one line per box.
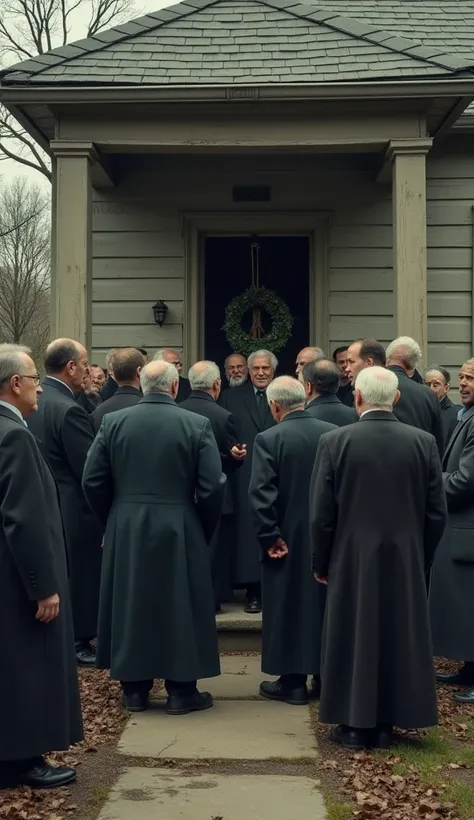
[1, 0, 473, 87]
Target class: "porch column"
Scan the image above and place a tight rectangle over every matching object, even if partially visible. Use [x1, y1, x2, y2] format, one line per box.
[387, 138, 432, 362]
[50, 142, 95, 352]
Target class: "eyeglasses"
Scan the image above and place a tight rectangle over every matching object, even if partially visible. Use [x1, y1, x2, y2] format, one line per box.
[18, 375, 41, 385]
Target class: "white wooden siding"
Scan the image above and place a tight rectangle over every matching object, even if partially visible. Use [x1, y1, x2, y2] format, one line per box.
[92, 148, 473, 394]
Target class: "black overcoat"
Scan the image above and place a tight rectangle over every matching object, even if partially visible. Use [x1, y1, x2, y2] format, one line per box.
[429, 405, 474, 661]
[177, 376, 191, 403]
[76, 391, 102, 414]
[82, 393, 225, 682]
[310, 412, 446, 729]
[388, 365, 444, 456]
[99, 375, 117, 402]
[220, 381, 276, 584]
[305, 394, 357, 427]
[91, 385, 142, 433]
[249, 411, 336, 675]
[0, 406, 83, 761]
[27, 377, 103, 641]
[440, 395, 461, 450]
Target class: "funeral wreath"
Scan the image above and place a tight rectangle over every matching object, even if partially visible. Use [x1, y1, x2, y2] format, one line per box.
[223, 286, 294, 356]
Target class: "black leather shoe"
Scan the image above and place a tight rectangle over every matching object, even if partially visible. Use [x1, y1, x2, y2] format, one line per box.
[436, 664, 474, 685]
[310, 675, 321, 699]
[259, 679, 309, 706]
[76, 643, 96, 667]
[329, 724, 368, 751]
[244, 597, 262, 614]
[371, 724, 394, 749]
[166, 690, 213, 716]
[454, 687, 474, 704]
[122, 692, 148, 712]
[0, 758, 77, 789]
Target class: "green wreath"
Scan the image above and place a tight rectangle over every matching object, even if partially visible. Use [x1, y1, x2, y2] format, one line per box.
[223, 286, 294, 356]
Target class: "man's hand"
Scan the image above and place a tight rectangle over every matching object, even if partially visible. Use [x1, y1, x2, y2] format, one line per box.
[231, 444, 247, 461]
[267, 538, 289, 559]
[36, 594, 60, 623]
[314, 573, 328, 585]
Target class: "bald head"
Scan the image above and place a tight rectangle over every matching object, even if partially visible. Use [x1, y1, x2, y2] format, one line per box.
[295, 346, 325, 379]
[267, 375, 306, 423]
[44, 338, 89, 392]
[188, 360, 221, 399]
[140, 360, 179, 398]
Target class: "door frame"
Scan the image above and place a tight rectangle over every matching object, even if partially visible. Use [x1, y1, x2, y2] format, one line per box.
[182, 211, 330, 369]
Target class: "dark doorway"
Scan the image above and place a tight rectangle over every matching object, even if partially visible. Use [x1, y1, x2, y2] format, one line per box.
[203, 235, 310, 377]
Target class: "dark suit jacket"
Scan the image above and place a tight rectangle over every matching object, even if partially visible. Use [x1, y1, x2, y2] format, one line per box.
[177, 376, 191, 404]
[388, 365, 444, 456]
[336, 382, 354, 407]
[0, 404, 83, 761]
[440, 395, 461, 450]
[76, 391, 102, 415]
[99, 375, 118, 402]
[27, 377, 103, 639]
[180, 390, 241, 514]
[91, 385, 142, 433]
[305, 394, 356, 427]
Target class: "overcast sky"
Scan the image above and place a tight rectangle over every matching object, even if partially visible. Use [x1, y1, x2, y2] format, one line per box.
[1, 0, 173, 190]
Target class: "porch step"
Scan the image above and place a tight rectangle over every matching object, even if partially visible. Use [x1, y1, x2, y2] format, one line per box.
[216, 602, 262, 652]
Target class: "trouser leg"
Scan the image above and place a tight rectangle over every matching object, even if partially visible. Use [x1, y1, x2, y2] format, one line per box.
[165, 680, 197, 697]
[121, 680, 153, 696]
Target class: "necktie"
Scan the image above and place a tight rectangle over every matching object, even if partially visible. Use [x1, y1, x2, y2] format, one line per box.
[256, 390, 266, 426]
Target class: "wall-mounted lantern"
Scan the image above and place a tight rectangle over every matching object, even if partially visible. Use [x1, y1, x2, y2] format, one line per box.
[152, 300, 168, 327]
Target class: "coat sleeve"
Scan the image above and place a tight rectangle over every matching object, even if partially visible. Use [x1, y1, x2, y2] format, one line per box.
[431, 397, 445, 458]
[424, 438, 447, 570]
[221, 412, 243, 471]
[0, 429, 59, 601]
[309, 435, 337, 577]
[82, 422, 114, 525]
[248, 433, 280, 557]
[61, 403, 95, 481]
[195, 418, 227, 543]
[443, 421, 474, 510]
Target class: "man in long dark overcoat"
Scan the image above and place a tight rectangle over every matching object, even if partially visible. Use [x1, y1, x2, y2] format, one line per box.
[27, 338, 103, 666]
[424, 366, 461, 450]
[82, 360, 225, 715]
[180, 360, 246, 611]
[430, 358, 474, 701]
[91, 347, 144, 433]
[249, 376, 335, 705]
[303, 358, 356, 427]
[220, 349, 277, 613]
[311, 367, 446, 750]
[0, 344, 82, 789]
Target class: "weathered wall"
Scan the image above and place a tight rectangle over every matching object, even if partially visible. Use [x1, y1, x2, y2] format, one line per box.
[91, 144, 473, 394]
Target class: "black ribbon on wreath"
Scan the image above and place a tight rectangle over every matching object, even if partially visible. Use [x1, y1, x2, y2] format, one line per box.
[249, 237, 264, 340]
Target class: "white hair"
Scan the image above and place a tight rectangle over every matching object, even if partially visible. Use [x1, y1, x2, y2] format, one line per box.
[386, 336, 422, 370]
[266, 376, 305, 410]
[0, 344, 31, 387]
[188, 361, 220, 390]
[225, 353, 247, 367]
[153, 348, 179, 361]
[248, 349, 278, 371]
[355, 366, 399, 408]
[140, 362, 179, 395]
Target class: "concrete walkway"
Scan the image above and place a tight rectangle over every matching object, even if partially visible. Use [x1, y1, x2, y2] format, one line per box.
[98, 639, 326, 819]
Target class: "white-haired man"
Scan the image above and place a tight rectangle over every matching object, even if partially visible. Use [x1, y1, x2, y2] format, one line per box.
[153, 348, 190, 402]
[386, 336, 444, 456]
[430, 358, 474, 702]
[224, 353, 248, 388]
[249, 376, 336, 704]
[82, 360, 225, 715]
[180, 361, 246, 611]
[0, 344, 82, 789]
[295, 346, 325, 380]
[220, 349, 277, 613]
[310, 366, 446, 750]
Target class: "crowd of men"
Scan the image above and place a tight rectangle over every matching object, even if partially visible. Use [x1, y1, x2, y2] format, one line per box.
[1, 333, 474, 788]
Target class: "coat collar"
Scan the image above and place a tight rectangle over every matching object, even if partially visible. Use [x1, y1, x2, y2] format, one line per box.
[115, 385, 142, 396]
[139, 392, 176, 405]
[359, 410, 398, 422]
[280, 409, 310, 424]
[43, 375, 75, 399]
[440, 395, 456, 410]
[306, 394, 341, 409]
[443, 403, 474, 462]
[0, 403, 26, 426]
[387, 364, 409, 380]
[188, 390, 215, 403]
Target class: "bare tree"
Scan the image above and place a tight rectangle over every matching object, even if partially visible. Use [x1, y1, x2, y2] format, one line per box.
[0, 0, 137, 180]
[0, 177, 51, 359]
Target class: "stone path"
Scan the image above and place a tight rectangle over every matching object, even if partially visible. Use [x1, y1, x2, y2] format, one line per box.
[98, 611, 327, 820]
